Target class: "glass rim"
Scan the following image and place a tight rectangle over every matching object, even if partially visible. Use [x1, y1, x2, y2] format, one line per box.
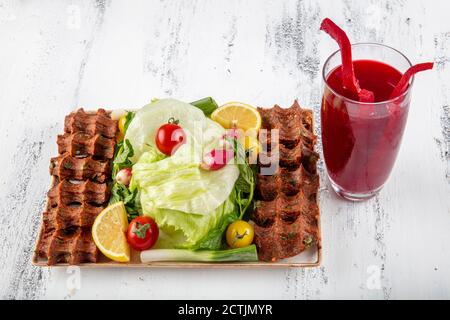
[322, 42, 414, 106]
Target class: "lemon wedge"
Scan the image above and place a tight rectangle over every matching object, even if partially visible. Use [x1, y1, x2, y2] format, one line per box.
[211, 102, 261, 132]
[92, 202, 130, 263]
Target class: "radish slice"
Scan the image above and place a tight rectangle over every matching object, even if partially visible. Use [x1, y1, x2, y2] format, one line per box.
[390, 62, 434, 99]
[116, 168, 132, 186]
[320, 18, 375, 103]
[201, 149, 234, 171]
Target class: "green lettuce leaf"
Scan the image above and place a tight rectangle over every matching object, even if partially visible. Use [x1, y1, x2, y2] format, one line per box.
[109, 183, 142, 221]
[128, 99, 240, 248]
[133, 145, 238, 215]
[112, 139, 134, 178]
[125, 98, 218, 163]
[133, 146, 239, 248]
[145, 193, 237, 249]
[191, 214, 236, 250]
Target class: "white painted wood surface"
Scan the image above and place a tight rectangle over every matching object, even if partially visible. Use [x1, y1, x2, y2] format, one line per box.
[0, 0, 449, 300]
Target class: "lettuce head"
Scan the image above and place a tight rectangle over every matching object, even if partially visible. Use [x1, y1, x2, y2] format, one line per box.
[126, 99, 240, 249]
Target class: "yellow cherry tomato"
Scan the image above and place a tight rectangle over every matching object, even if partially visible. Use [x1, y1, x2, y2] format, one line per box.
[226, 220, 254, 249]
[118, 113, 128, 135]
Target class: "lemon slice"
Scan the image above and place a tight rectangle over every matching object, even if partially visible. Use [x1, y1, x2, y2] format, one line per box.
[92, 202, 130, 263]
[211, 102, 261, 132]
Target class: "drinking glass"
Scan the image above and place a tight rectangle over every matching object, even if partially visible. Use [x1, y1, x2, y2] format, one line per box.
[321, 43, 413, 201]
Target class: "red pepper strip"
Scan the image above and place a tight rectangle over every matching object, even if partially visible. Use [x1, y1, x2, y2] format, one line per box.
[389, 62, 434, 99]
[320, 18, 375, 103]
[379, 62, 434, 173]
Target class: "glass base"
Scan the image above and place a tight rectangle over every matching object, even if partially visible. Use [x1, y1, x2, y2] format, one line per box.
[329, 178, 383, 202]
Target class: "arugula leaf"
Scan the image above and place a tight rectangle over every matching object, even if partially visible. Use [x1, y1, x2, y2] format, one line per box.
[109, 182, 124, 204]
[192, 141, 257, 249]
[124, 111, 135, 132]
[192, 211, 238, 250]
[114, 139, 134, 164]
[190, 191, 238, 250]
[109, 182, 141, 221]
[225, 136, 256, 219]
[125, 188, 142, 218]
[110, 113, 141, 221]
[112, 139, 134, 177]
[113, 110, 135, 176]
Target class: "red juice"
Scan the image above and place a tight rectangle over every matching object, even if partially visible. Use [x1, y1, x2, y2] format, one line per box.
[321, 59, 411, 196]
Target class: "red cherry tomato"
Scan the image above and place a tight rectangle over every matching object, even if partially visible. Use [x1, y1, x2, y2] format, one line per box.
[126, 216, 159, 251]
[155, 118, 186, 156]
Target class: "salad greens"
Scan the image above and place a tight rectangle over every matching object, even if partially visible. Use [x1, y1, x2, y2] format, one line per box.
[141, 244, 258, 263]
[126, 99, 257, 250]
[122, 111, 135, 133]
[109, 182, 142, 221]
[110, 98, 257, 257]
[132, 144, 239, 216]
[125, 98, 211, 163]
[192, 209, 238, 250]
[109, 112, 142, 221]
[112, 139, 134, 178]
[112, 110, 136, 177]
[226, 136, 256, 220]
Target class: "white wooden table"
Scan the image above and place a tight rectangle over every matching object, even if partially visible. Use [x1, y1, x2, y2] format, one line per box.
[0, 0, 449, 300]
